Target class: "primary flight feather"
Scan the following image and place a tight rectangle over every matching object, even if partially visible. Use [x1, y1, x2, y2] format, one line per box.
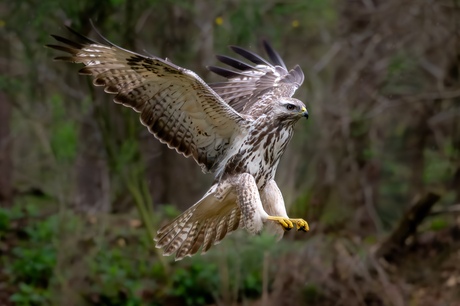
[48, 26, 309, 260]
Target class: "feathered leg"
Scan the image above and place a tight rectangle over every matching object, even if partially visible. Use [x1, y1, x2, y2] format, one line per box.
[235, 173, 268, 235]
[261, 180, 309, 237]
[235, 173, 305, 235]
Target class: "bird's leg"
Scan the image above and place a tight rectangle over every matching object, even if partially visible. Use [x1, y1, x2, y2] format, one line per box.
[235, 173, 269, 235]
[261, 180, 309, 234]
[266, 216, 294, 231]
[235, 175, 309, 235]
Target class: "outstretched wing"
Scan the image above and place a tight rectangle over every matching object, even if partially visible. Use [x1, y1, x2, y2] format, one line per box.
[208, 41, 305, 114]
[47, 27, 247, 173]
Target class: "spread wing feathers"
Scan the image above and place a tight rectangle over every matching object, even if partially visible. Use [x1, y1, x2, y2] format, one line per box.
[47, 27, 247, 173]
[154, 186, 243, 261]
[208, 41, 305, 114]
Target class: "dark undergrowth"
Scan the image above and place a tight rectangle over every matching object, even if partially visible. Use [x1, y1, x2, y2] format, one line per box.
[1, 196, 459, 306]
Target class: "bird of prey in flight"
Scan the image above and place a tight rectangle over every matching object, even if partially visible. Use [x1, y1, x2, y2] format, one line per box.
[48, 25, 309, 261]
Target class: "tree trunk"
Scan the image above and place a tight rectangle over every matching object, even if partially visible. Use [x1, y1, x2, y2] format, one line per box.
[0, 32, 12, 208]
[75, 109, 110, 214]
[0, 91, 12, 208]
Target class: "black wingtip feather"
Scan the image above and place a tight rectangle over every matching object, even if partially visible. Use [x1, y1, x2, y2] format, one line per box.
[45, 44, 78, 54]
[50, 35, 86, 49]
[263, 40, 287, 70]
[52, 56, 78, 62]
[65, 25, 99, 45]
[229, 45, 272, 66]
[208, 66, 248, 79]
[215, 55, 257, 71]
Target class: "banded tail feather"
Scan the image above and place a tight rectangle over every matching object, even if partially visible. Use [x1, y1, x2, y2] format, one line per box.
[153, 189, 244, 259]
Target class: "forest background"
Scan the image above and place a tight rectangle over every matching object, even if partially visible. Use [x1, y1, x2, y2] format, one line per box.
[1, 0, 460, 305]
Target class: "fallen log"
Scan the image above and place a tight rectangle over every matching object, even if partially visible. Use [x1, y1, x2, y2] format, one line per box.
[376, 192, 441, 261]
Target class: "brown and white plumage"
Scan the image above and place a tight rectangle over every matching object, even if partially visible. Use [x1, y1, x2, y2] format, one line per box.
[49, 27, 244, 173]
[48, 26, 309, 261]
[208, 41, 304, 115]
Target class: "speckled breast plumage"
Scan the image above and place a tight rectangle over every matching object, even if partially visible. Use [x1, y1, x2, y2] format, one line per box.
[220, 117, 295, 190]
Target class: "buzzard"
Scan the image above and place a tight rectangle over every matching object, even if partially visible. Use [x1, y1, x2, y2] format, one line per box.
[48, 26, 309, 260]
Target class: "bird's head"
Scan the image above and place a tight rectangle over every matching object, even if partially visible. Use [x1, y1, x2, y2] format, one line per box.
[273, 98, 308, 122]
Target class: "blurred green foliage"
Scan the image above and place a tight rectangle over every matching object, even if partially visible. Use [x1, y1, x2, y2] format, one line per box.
[2, 199, 295, 305]
[170, 262, 218, 305]
[0, 209, 10, 234]
[3, 204, 56, 305]
[10, 283, 51, 306]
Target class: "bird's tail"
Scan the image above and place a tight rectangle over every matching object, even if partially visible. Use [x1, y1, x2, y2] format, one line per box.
[154, 186, 244, 261]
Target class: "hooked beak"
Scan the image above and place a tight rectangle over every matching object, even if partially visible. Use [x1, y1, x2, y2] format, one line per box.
[300, 107, 309, 119]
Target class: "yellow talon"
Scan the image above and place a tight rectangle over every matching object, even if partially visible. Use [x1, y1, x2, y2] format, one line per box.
[290, 218, 309, 232]
[267, 216, 294, 231]
[267, 217, 309, 232]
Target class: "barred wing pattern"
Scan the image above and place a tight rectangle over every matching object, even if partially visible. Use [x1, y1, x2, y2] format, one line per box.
[208, 41, 305, 114]
[47, 28, 246, 173]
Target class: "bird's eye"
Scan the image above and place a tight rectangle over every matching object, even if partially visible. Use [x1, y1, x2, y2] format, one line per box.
[286, 104, 296, 111]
